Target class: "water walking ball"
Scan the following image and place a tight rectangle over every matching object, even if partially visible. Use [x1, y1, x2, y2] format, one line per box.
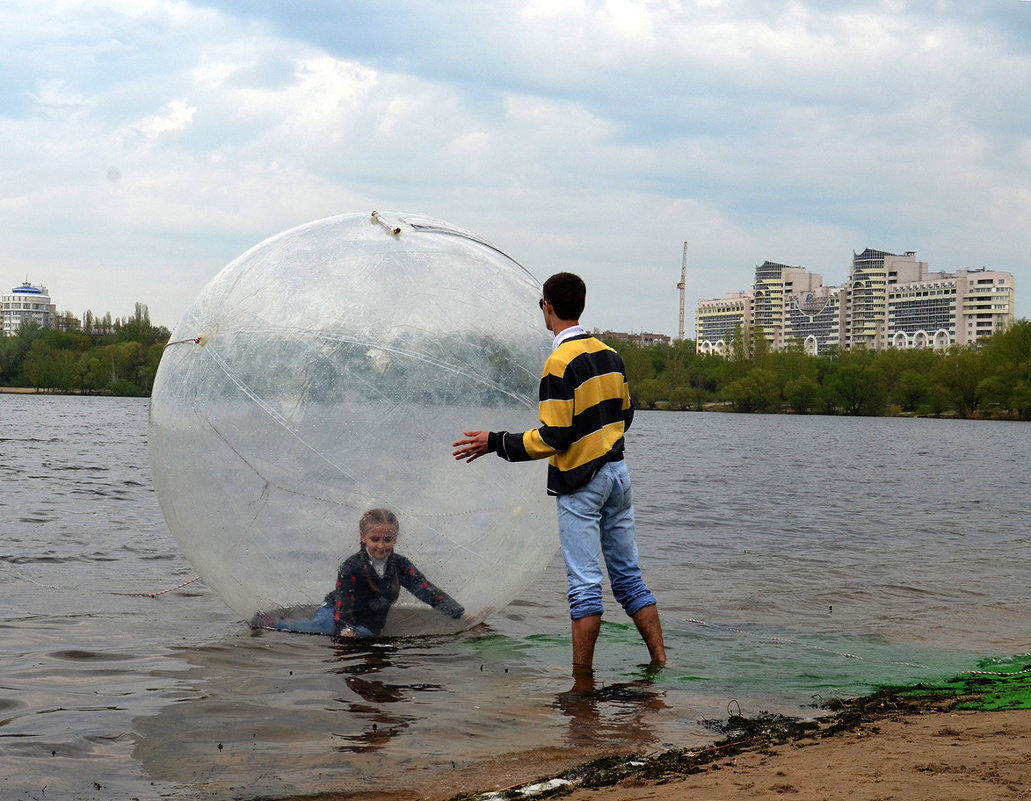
[148, 212, 556, 634]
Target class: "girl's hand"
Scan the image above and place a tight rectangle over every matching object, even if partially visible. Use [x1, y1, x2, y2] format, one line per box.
[463, 606, 495, 625]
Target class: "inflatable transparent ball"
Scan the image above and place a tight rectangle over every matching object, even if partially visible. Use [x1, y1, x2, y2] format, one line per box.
[149, 212, 556, 634]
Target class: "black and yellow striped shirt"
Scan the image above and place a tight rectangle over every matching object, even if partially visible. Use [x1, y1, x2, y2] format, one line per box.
[488, 333, 633, 495]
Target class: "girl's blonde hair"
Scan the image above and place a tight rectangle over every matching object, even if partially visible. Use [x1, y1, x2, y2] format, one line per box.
[360, 508, 399, 534]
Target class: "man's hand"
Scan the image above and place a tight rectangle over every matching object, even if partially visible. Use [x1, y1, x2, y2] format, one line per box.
[452, 430, 489, 462]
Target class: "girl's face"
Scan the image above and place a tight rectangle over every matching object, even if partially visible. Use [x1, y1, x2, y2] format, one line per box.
[361, 522, 398, 560]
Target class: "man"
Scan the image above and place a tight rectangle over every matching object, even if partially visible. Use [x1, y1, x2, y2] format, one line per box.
[452, 272, 665, 670]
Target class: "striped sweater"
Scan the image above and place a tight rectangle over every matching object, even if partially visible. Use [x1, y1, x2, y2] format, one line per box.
[488, 333, 634, 495]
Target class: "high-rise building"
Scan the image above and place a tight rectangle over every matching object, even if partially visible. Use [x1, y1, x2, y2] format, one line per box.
[954, 269, 1015, 345]
[695, 250, 1015, 355]
[753, 261, 828, 350]
[783, 286, 842, 355]
[1, 281, 57, 336]
[842, 249, 928, 350]
[696, 292, 752, 355]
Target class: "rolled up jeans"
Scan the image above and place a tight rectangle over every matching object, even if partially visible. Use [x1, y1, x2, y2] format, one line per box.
[556, 459, 657, 621]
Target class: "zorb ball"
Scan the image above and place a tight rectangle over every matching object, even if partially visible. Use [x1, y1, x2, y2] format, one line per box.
[148, 212, 556, 635]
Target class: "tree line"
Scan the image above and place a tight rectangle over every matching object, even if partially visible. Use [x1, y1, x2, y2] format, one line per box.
[0, 303, 170, 396]
[4, 301, 1030, 419]
[606, 319, 1031, 420]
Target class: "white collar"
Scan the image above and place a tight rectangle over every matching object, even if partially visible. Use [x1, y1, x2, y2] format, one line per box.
[552, 324, 587, 351]
[370, 553, 388, 577]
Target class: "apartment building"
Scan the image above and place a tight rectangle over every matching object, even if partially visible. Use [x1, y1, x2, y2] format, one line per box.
[696, 292, 752, 355]
[695, 249, 1015, 355]
[1, 281, 56, 336]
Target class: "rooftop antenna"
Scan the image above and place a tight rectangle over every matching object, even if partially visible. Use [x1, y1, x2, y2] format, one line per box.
[676, 241, 687, 340]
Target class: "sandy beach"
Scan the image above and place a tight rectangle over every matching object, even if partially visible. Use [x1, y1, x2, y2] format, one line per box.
[552, 708, 1031, 801]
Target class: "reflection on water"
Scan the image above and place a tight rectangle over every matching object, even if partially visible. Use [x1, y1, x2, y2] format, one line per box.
[554, 667, 670, 749]
[128, 627, 681, 800]
[332, 643, 423, 753]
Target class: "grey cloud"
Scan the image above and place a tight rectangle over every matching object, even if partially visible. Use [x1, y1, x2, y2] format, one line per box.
[2, 0, 1030, 332]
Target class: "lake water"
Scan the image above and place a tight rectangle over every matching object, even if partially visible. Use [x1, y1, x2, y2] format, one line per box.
[1, 394, 1028, 800]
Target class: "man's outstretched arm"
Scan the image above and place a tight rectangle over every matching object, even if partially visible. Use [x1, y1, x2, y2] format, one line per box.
[452, 430, 489, 462]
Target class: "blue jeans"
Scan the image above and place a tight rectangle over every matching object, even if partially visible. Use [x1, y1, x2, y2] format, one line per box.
[272, 603, 376, 637]
[556, 460, 657, 620]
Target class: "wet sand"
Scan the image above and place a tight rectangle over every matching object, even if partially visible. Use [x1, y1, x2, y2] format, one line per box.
[276, 690, 1031, 801]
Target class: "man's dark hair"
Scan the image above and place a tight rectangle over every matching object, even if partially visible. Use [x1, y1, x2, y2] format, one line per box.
[542, 272, 586, 321]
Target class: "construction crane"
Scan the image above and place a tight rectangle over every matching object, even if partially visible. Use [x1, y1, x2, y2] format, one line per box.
[676, 241, 687, 341]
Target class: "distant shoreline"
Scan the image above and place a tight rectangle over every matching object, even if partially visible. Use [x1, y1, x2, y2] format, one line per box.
[0, 388, 1017, 421]
[0, 387, 123, 397]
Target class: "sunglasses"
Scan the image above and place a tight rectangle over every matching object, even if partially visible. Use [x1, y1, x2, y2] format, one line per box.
[539, 298, 547, 309]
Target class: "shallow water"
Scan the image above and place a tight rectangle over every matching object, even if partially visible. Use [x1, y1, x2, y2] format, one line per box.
[1, 395, 1028, 800]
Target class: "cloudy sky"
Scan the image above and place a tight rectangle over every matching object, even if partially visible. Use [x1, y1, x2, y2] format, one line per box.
[3, 1, 1030, 337]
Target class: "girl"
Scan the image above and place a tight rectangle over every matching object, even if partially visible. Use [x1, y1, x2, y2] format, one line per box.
[255, 508, 466, 637]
